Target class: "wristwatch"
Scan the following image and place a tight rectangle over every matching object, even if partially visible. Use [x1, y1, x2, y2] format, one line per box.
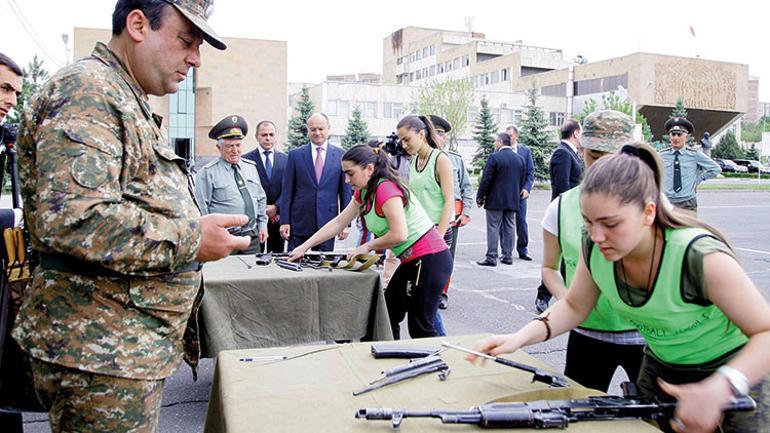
[716, 365, 750, 397]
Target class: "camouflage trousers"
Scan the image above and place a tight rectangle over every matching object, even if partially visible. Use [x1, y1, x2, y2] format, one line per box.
[671, 197, 698, 216]
[30, 358, 164, 433]
[636, 348, 770, 433]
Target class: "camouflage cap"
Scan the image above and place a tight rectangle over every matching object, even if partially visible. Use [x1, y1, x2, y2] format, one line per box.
[162, 0, 226, 50]
[581, 110, 635, 153]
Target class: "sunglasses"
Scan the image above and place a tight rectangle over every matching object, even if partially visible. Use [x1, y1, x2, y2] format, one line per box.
[669, 131, 685, 137]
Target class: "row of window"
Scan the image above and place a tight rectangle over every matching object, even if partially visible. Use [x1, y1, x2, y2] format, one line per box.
[471, 68, 511, 88]
[397, 55, 472, 84]
[327, 100, 406, 119]
[397, 44, 437, 65]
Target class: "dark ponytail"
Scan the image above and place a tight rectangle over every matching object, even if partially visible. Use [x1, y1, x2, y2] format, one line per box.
[342, 143, 411, 211]
[582, 142, 731, 247]
[396, 115, 441, 149]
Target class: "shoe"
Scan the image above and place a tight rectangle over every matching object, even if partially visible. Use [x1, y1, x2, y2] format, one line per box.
[535, 296, 550, 314]
[501, 258, 513, 265]
[476, 259, 497, 267]
[519, 254, 533, 261]
[438, 294, 448, 310]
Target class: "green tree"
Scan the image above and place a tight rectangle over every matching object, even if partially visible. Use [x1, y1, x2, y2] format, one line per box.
[711, 131, 745, 160]
[341, 105, 370, 149]
[575, 99, 598, 124]
[671, 98, 688, 118]
[287, 87, 315, 149]
[411, 78, 475, 152]
[741, 121, 763, 143]
[746, 143, 760, 160]
[471, 96, 498, 171]
[6, 55, 50, 125]
[518, 85, 554, 181]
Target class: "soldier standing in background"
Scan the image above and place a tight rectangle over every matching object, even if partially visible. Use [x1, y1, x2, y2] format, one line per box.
[659, 116, 721, 215]
[11, 1, 249, 432]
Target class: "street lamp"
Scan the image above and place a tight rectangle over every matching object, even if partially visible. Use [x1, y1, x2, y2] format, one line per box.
[61, 33, 70, 65]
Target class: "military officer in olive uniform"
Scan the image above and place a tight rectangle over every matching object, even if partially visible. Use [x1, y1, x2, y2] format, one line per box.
[195, 115, 268, 254]
[12, 1, 251, 432]
[659, 116, 721, 215]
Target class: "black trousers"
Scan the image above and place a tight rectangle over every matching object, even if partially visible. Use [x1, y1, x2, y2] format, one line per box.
[260, 220, 285, 253]
[288, 233, 334, 252]
[386, 249, 453, 339]
[564, 330, 644, 392]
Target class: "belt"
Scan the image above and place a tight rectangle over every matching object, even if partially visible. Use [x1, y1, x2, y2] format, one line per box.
[39, 253, 202, 278]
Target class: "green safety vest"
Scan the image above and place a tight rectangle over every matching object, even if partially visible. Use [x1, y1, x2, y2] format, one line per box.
[590, 227, 748, 364]
[360, 180, 434, 257]
[409, 149, 446, 225]
[558, 187, 635, 332]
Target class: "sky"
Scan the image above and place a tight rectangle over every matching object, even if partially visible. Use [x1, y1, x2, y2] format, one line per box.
[2, 0, 769, 100]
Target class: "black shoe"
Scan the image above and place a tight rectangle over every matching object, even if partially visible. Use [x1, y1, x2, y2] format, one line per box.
[476, 259, 497, 267]
[438, 294, 448, 310]
[501, 258, 513, 265]
[535, 296, 550, 314]
[519, 254, 533, 261]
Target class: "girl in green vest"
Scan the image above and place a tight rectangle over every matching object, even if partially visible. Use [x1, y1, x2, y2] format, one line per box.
[471, 143, 770, 433]
[397, 115, 455, 336]
[540, 110, 645, 392]
[288, 143, 453, 338]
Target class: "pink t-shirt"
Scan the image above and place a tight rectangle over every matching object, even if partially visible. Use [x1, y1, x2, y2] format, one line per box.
[355, 181, 447, 262]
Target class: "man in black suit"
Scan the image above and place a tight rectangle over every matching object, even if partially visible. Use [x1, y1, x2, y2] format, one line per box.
[243, 120, 288, 253]
[535, 119, 584, 312]
[506, 125, 535, 261]
[475, 133, 527, 267]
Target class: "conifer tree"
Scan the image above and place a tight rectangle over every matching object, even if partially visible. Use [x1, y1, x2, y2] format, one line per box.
[287, 87, 315, 149]
[518, 85, 554, 181]
[471, 96, 498, 171]
[341, 106, 370, 149]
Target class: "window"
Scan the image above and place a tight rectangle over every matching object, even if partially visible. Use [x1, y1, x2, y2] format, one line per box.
[338, 100, 350, 118]
[490, 70, 500, 84]
[384, 102, 404, 119]
[501, 68, 509, 81]
[453, 57, 461, 70]
[429, 44, 435, 55]
[482, 73, 490, 86]
[549, 112, 565, 127]
[416, 50, 422, 60]
[168, 69, 196, 156]
[466, 106, 478, 123]
[422, 47, 429, 58]
[462, 55, 470, 67]
[438, 63, 444, 74]
[429, 65, 435, 76]
[514, 110, 524, 125]
[542, 83, 566, 97]
[500, 108, 513, 124]
[445, 60, 452, 71]
[363, 101, 377, 118]
[416, 70, 422, 80]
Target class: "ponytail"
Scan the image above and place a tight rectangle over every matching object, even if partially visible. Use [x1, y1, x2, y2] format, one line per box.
[396, 115, 441, 149]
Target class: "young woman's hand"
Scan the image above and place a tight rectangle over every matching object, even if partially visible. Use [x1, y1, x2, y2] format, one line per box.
[658, 375, 733, 433]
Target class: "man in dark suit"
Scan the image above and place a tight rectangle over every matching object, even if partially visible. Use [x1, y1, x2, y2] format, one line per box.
[243, 120, 287, 253]
[536, 119, 584, 312]
[476, 133, 527, 267]
[506, 125, 535, 261]
[280, 113, 352, 251]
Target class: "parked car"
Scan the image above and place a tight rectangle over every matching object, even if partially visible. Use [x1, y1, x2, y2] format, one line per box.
[714, 158, 748, 173]
[733, 159, 770, 174]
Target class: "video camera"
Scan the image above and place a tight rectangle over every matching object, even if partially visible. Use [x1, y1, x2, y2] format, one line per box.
[382, 132, 406, 157]
[0, 124, 17, 146]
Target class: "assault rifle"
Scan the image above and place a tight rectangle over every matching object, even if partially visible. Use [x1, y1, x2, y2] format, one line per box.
[353, 355, 450, 396]
[355, 394, 757, 429]
[257, 251, 381, 272]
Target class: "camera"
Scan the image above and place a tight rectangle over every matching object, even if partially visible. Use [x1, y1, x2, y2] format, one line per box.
[383, 132, 406, 157]
[0, 123, 18, 145]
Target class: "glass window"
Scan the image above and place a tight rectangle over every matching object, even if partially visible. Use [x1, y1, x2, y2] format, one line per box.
[393, 103, 404, 119]
[416, 50, 422, 60]
[467, 106, 478, 123]
[445, 60, 452, 71]
[364, 101, 377, 118]
[422, 47, 429, 57]
[491, 70, 500, 84]
[453, 58, 461, 70]
[549, 112, 565, 127]
[514, 110, 523, 125]
[438, 63, 444, 74]
[429, 65, 435, 76]
[501, 68, 509, 81]
[429, 44, 435, 55]
[462, 55, 470, 67]
[339, 100, 350, 118]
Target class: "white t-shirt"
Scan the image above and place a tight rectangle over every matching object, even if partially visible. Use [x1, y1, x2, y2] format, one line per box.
[541, 197, 560, 236]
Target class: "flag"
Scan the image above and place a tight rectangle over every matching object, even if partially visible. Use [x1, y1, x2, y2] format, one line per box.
[689, 25, 696, 38]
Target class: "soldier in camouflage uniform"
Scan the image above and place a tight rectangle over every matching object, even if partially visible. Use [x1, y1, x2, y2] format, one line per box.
[11, 1, 250, 432]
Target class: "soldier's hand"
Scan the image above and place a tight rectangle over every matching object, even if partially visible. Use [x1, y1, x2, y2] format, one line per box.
[280, 224, 290, 240]
[196, 214, 251, 262]
[259, 230, 268, 244]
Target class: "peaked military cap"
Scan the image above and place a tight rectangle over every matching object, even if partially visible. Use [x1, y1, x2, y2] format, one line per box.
[209, 115, 248, 140]
[664, 116, 694, 134]
[162, 0, 226, 50]
[581, 110, 635, 153]
[429, 115, 452, 133]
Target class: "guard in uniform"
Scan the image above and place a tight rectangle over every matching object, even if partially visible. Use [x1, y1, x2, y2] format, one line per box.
[429, 115, 472, 310]
[195, 115, 268, 254]
[659, 117, 721, 214]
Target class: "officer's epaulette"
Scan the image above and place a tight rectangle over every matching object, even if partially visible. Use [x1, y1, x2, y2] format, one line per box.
[659, 146, 672, 152]
[685, 145, 699, 151]
[240, 158, 257, 166]
[202, 158, 220, 169]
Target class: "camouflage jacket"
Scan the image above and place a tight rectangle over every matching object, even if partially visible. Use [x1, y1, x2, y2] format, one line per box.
[12, 42, 204, 380]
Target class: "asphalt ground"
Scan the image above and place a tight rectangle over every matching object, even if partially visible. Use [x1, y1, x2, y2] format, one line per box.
[21, 188, 770, 432]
